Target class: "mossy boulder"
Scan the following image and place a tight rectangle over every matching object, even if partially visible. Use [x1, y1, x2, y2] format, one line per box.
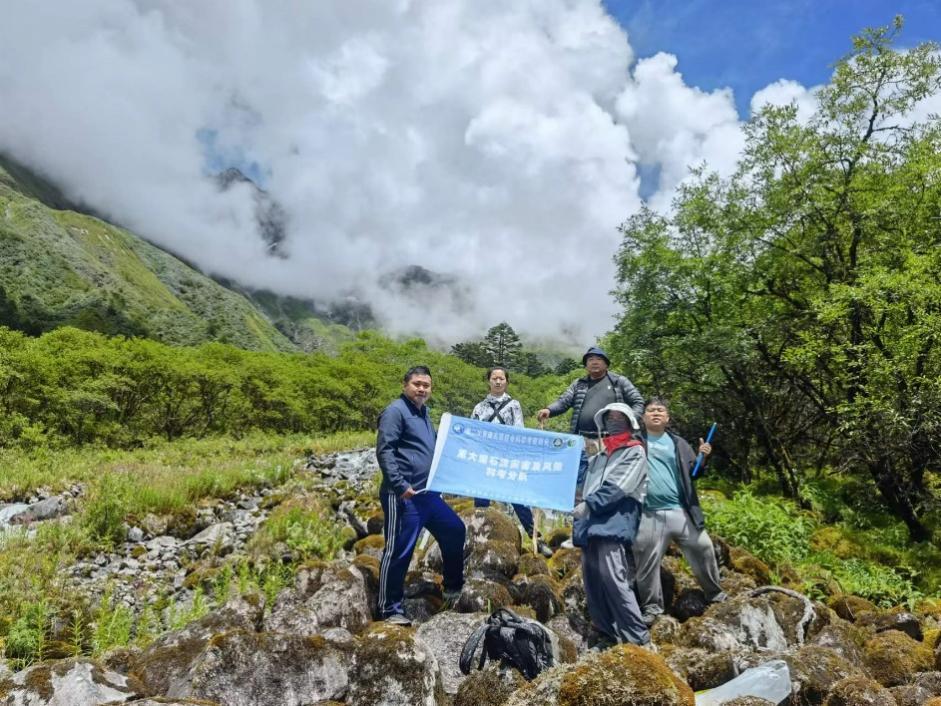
[559, 571, 591, 639]
[547, 548, 581, 581]
[504, 644, 694, 706]
[464, 508, 523, 550]
[518, 554, 551, 577]
[810, 619, 869, 667]
[730, 548, 772, 585]
[467, 540, 520, 581]
[720, 572, 759, 599]
[0, 658, 144, 704]
[415, 611, 491, 695]
[828, 596, 876, 623]
[175, 630, 353, 705]
[780, 645, 865, 706]
[660, 645, 738, 691]
[513, 574, 564, 623]
[353, 534, 386, 560]
[856, 611, 923, 642]
[863, 630, 934, 687]
[811, 527, 863, 560]
[679, 594, 791, 652]
[547, 615, 589, 656]
[546, 527, 571, 549]
[130, 593, 263, 696]
[347, 623, 445, 706]
[650, 615, 682, 646]
[264, 562, 372, 635]
[823, 675, 895, 706]
[454, 662, 526, 706]
[455, 579, 514, 614]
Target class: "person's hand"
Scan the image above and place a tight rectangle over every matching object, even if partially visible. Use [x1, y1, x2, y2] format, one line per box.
[572, 502, 588, 520]
[400, 487, 417, 500]
[698, 439, 712, 456]
[536, 408, 551, 422]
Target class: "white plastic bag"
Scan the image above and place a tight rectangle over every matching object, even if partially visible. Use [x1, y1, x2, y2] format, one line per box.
[694, 660, 791, 706]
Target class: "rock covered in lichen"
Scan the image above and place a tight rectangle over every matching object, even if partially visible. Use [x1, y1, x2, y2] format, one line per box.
[823, 675, 895, 706]
[863, 630, 934, 687]
[504, 644, 693, 706]
[660, 645, 737, 691]
[415, 611, 490, 695]
[453, 662, 526, 706]
[811, 619, 869, 667]
[263, 561, 372, 635]
[0, 658, 142, 705]
[129, 593, 263, 696]
[347, 623, 445, 706]
[171, 629, 353, 705]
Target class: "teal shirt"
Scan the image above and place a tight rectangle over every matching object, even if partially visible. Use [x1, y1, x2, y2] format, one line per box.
[645, 432, 683, 510]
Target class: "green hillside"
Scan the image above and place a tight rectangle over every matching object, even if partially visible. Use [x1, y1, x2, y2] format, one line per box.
[0, 155, 297, 352]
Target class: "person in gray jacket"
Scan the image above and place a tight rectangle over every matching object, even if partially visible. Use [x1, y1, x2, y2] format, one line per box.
[537, 347, 645, 442]
[572, 402, 651, 648]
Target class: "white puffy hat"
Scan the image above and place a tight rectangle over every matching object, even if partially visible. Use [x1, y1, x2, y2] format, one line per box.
[592, 402, 640, 434]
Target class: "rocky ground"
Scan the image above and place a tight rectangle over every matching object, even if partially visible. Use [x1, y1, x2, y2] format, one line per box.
[1, 447, 940, 705]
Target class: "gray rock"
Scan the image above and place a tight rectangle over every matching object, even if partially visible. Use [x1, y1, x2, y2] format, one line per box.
[0, 658, 141, 705]
[264, 563, 372, 635]
[127, 526, 145, 543]
[173, 630, 353, 705]
[9, 496, 68, 525]
[347, 623, 446, 706]
[184, 522, 235, 557]
[415, 611, 490, 694]
[0, 503, 30, 527]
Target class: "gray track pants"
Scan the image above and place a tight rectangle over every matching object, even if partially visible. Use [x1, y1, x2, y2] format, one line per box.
[581, 539, 650, 645]
[632, 507, 724, 617]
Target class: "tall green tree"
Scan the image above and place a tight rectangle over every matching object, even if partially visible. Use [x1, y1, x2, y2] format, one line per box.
[611, 19, 941, 540]
[483, 322, 523, 368]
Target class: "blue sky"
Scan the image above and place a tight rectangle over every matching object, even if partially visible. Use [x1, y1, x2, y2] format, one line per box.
[604, 0, 941, 116]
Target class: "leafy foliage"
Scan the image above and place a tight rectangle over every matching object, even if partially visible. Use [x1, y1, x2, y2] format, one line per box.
[610, 21, 941, 540]
[0, 326, 571, 448]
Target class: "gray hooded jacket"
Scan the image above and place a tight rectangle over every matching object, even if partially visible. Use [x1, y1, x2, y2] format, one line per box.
[572, 403, 648, 547]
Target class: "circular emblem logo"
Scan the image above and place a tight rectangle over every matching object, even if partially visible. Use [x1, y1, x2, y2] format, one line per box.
[567, 439, 576, 447]
[552, 438, 563, 448]
[452, 423, 465, 434]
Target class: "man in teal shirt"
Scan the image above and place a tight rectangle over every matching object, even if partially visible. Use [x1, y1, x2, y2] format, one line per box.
[632, 398, 726, 626]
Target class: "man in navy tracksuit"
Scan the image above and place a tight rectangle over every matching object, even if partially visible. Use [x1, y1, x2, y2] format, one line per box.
[376, 365, 466, 626]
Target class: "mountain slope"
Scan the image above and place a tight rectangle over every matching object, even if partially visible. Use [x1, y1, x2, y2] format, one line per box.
[0, 155, 297, 351]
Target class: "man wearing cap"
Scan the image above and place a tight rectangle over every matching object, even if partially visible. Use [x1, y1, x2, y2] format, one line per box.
[537, 346, 645, 460]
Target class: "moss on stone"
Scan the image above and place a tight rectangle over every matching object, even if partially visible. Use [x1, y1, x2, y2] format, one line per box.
[349, 623, 446, 706]
[23, 663, 54, 700]
[518, 554, 550, 577]
[454, 662, 526, 706]
[863, 630, 933, 687]
[729, 549, 771, 585]
[784, 645, 864, 705]
[823, 675, 896, 706]
[546, 527, 571, 548]
[548, 548, 581, 581]
[556, 645, 694, 706]
[828, 595, 877, 622]
[811, 527, 863, 560]
[353, 534, 386, 556]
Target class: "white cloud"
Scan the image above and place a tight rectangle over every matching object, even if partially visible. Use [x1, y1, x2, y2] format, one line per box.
[750, 79, 819, 123]
[0, 0, 791, 345]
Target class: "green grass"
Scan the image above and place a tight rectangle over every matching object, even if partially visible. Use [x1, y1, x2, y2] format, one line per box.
[700, 484, 939, 607]
[0, 430, 372, 664]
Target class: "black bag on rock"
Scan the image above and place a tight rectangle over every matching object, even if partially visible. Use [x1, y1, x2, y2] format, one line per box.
[459, 608, 555, 680]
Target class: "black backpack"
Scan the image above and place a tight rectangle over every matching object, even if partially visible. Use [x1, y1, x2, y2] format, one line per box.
[459, 608, 555, 680]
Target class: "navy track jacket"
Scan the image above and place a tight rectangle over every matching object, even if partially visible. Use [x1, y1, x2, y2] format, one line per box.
[376, 394, 436, 496]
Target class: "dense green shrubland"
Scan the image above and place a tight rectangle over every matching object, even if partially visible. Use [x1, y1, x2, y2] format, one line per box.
[0, 325, 571, 449]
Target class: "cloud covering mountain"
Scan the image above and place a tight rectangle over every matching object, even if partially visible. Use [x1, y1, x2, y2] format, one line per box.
[1, 0, 782, 343]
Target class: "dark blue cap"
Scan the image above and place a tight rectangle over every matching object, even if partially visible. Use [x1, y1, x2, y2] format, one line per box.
[582, 346, 610, 367]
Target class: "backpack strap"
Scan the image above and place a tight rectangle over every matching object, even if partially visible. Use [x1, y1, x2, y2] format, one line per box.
[459, 622, 490, 675]
[486, 398, 514, 425]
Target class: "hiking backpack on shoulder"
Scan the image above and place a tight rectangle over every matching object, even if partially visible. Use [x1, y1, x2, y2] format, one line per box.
[459, 608, 556, 681]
